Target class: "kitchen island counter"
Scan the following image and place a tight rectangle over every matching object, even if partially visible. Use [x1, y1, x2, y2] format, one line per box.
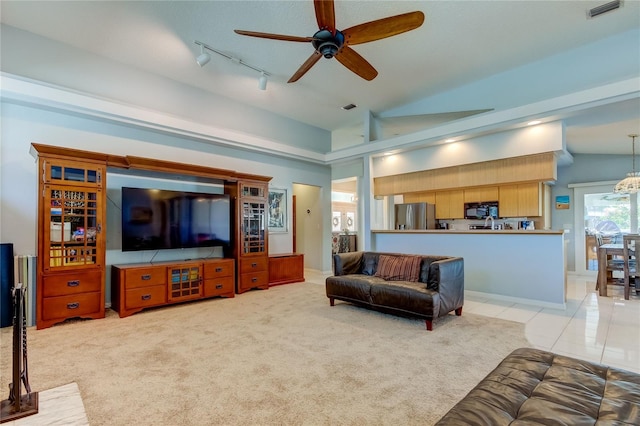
[371, 229, 567, 308]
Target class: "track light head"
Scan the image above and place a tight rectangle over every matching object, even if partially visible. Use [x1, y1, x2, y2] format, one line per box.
[258, 72, 267, 91]
[196, 45, 211, 67]
[196, 52, 211, 67]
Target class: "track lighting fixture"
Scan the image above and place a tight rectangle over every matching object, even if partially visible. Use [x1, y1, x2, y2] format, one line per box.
[194, 40, 270, 90]
[258, 72, 267, 91]
[196, 45, 211, 67]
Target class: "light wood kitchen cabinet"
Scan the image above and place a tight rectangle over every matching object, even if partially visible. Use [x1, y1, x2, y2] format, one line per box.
[435, 190, 464, 219]
[463, 187, 499, 203]
[403, 191, 436, 204]
[499, 182, 542, 217]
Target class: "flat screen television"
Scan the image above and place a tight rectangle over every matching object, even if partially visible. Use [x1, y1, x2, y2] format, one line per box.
[121, 187, 231, 253]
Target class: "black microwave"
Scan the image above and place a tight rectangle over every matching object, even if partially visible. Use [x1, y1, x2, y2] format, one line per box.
[464, 202, 499, 219]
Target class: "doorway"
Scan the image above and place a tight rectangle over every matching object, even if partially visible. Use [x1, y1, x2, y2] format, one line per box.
[573, 181, 639, 276]
[331, 178, 358, 254]
[292, 183, 323, 271]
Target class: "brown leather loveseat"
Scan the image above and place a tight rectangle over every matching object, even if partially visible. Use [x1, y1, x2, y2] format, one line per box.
[436, 347, 640, 425]
[325, 251, 464, 330]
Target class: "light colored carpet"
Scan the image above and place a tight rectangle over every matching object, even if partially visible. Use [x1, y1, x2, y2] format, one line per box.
[1, 281, 530, 425]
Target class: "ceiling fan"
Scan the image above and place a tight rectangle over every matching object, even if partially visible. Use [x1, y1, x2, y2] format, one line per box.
[234, 0, 425, 83]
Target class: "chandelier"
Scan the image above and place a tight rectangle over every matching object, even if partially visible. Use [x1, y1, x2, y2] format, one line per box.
[614, 134, 640, 194]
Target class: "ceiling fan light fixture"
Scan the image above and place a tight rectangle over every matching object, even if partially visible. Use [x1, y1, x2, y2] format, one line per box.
[614, 134, 640, 194]
[318, 42, 339, 58]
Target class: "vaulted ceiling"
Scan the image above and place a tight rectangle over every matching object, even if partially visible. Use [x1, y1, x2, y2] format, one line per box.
[1, 1, 639, 156]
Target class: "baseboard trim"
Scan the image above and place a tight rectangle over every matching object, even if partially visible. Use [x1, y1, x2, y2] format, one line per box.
[465, 290, 566, 310]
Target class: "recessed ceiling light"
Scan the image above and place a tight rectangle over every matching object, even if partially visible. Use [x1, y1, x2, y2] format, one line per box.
[341, 103, 357, 111]
[445, 138, 456, 143]
[527, 120, 542, 126]
[383, 152, 393, 156]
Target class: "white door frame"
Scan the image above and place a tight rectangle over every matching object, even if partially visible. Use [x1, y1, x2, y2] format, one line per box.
[570, 180, 637, 276]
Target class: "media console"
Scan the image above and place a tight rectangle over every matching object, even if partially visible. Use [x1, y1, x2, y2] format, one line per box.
[111, 258, 235, 318]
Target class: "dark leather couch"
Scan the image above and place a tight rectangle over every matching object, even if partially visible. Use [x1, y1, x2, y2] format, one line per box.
[436, 347, 640, 425]
[325, 251, 464, 330]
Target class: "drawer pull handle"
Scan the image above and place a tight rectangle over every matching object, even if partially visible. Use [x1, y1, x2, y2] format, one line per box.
[67, 280, 80, 287]
[215, 284, 223, 289]
[67, 302, 80, 310]
[141, 294, 151, 301]
[141, 274, 151, 280]
[215, 267, 223, 272]
[251, 277, 258, 283]
[251, 263, 257, 268]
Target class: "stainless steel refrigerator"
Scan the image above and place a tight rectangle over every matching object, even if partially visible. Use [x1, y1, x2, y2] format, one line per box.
[394, 203, 436, 230]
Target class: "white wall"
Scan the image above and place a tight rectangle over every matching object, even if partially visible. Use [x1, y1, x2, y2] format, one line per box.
[371, 121, 564, 177]
[0, 101, 332, 303]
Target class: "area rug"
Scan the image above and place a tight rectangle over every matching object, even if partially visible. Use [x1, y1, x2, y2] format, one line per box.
[1, 281, 529, 425]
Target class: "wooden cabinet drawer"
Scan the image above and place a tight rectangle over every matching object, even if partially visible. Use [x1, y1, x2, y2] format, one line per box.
[240, 271, 269, 290]
[203, 260, 234, 279]
[42, 270, 102, 297]
[42, 292, 101, 320]
[125, 285, 166, 310]
[240, 257, 268, 273]
[124, 267, 166, 289]
[203, 277, 234, 298]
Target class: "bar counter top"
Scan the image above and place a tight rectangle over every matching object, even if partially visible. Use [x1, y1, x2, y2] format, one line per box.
[372, 229, 564, 235]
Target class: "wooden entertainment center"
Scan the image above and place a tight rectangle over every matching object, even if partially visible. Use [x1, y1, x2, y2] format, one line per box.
[31, 143, 288, 328]
[111, 258, 235, 318]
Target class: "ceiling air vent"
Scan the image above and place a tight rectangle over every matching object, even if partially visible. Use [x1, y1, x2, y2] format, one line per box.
[587, 0, 622, 18]
[341, 103, 357, 111]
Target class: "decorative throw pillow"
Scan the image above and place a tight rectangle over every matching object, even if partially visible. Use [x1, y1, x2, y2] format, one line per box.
[362, 252, 379, 276]
[374, 255, 421, 282]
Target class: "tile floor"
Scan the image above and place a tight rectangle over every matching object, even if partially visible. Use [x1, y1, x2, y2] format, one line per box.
[307, 270, 640, 373]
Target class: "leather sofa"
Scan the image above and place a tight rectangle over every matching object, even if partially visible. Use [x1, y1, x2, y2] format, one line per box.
[436, 347, 640, 425]
[325, 251, 464, 330]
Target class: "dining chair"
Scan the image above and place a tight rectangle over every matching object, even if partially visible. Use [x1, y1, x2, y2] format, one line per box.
[597, 234, 625, 296]
[595, 234, 604, 291]
[622, 234, 640, 300]
[595, 233, 619, 293]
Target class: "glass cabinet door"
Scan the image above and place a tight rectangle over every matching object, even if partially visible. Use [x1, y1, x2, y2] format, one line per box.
[242, 201, 266, 254]
[240, 183, 265, 198]
[44, 185, 102, 270]
[44, 159, 103, 187]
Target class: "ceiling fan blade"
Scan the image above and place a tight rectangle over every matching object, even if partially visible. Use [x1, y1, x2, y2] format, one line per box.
[334, 46, 378, 81]
[234, 29, 314, 43]
[342, 11, 425, 45]
[288, 51, 323, 83]
[314, 0, 336, 31]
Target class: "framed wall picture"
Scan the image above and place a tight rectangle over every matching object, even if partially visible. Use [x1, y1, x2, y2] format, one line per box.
[268, 188, 288, 233]
[555, 195, 570, 209]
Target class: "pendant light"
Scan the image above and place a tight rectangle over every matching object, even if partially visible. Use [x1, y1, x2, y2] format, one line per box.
[614, 134, 640, 194]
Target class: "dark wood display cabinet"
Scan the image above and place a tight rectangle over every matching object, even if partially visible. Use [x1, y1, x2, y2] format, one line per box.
[226, 179, 271, 293]
[32, 145, 107, 329]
